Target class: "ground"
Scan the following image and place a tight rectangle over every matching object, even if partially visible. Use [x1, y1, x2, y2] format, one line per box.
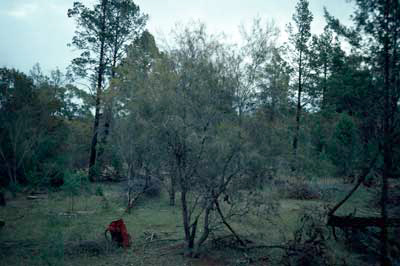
[0, 178, 387, 265]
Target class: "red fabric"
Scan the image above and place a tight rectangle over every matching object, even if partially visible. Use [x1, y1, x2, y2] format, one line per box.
[106, 219, 131, 247]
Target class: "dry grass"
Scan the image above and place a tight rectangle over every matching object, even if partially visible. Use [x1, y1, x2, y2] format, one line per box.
[0, 179, 382, 266]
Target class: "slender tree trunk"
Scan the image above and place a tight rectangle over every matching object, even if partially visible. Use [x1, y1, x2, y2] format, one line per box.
[292, 50, 303, 171]
[0, 191, 5, 206]
[270, 77, 276, 122]
[169, 173, 176, 206]
[88, 0, 108, 182]
[99, 17, 120, 162]
[181, 188, 192, 252]
[322, 60, 327, 110]
[178, 156, 190, 248]
[381, 1, 391, 265]
[12, 153, 17, 186]
[193, 205, 211, 256]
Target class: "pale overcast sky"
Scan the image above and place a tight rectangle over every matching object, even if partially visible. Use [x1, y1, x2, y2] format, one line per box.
[0, 0, 354, 74]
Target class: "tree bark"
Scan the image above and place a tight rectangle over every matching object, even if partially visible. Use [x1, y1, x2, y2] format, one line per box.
[0, 191, 5, 206]
[381, 1, 391, 265]
[169, 174, 176, 206]
[322, 59, 327, 110]
[292, 49, 303, 171]
[99, 16, 120, 162]
[88, 0, 108, 182]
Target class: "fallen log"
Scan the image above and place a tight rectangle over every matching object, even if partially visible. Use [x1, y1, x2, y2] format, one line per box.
[327, 214, 400, 240]
[328, 215, 400, 229]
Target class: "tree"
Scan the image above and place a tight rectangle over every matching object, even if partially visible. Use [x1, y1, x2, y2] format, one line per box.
[0, 67, 70, 189]
[287, 0, 313, 170]
[111, 30, 162, 206]
[100, 0, 147, 157]
[238, 18, 280, 123]
[68, 0, 109, 181]
[68, 0, 147, 181]
[152, 25, 244, 256]
[0, 68, 36, 186]
[326, 1, 400, 264]
[258, 47, 291, 122]
[310, 27, 334, 110]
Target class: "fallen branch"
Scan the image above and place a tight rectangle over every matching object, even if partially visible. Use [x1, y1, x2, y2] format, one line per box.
[233, 244, 286, 251]
[327, 214, 400, 240]
[214, 199, 246, 246]
[126, 189, 145, 213]
[328, 155, 378, 217]
[328, 215, 400, 228]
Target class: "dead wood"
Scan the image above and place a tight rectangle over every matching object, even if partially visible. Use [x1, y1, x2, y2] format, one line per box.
[233, 244, 286, 251]
[328, 155, 378, 217]
[328, 215, 400, 228]
[214, 199, 246, 246]
[327, 214, 400, 240]
[126, 189, 145, 213]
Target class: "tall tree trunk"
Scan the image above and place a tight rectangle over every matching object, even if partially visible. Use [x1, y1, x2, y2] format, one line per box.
[12, 151, 17, 186]
[193, 205, 211, 256]
[169, 173, 176, 206]
[292, 50, 303, 171]
[99, 16, 120, 163]
[88, 0, 108, 182]
[322, 60, 327, 110]
[381, 1, 392, 265]
[178, 156, 190, 247]
[0, 191, 5, 206]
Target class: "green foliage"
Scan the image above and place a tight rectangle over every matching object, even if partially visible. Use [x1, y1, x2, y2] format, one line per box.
[328, 113, 358, 176]
[67, 0, 148, 82]
[61, 170, 88, 212]
[0, 67, 74, 188]
[291, 0, 313, 51]
[95, 186, 104, 197]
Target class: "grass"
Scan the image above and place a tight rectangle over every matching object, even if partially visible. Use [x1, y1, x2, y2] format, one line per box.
[0, 178, 384, 266]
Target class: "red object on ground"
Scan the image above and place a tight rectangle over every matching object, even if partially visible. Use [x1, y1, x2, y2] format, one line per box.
[106, 219, 131, 247]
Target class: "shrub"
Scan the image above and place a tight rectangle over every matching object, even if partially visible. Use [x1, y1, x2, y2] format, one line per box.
[277, 180, 322, 200]
[125, 175, 162, 199]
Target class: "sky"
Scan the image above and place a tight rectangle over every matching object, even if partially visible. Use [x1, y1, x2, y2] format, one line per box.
[0, 0, 355, 75]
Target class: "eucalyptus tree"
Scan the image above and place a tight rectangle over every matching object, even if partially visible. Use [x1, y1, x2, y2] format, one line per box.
[286, 0, 313, 169]
[68, 0, 147, 181]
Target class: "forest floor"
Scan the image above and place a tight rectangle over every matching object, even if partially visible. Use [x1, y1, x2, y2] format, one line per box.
[0, 177, 386, 266]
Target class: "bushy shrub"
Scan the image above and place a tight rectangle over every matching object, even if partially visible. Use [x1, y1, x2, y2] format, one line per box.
[277, 180, 322, 200]
[126, 175, 162, 198]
